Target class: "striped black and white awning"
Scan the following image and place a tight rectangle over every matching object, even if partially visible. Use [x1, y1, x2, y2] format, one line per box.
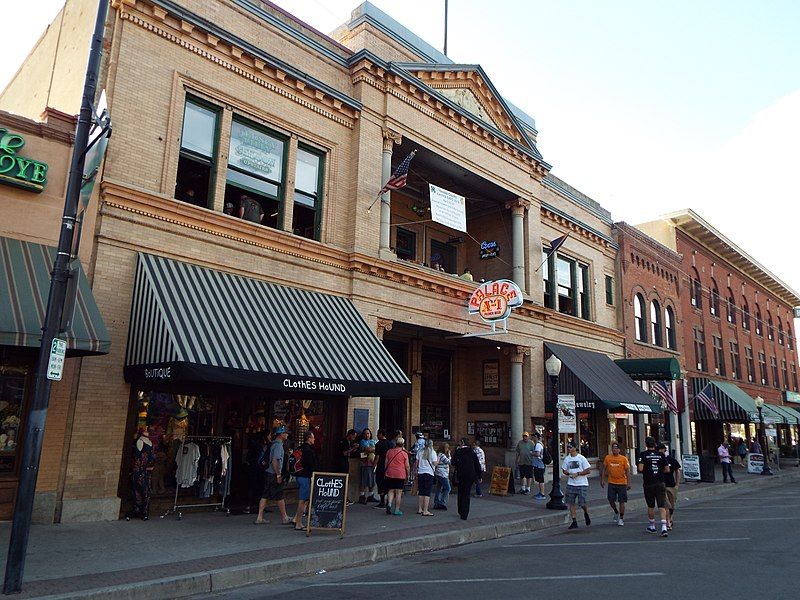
[692, 378, 785, 423]
[124, 253, 410, 397]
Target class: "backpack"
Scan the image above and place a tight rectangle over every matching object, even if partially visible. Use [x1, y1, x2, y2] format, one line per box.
[257, 446, 270, 471]
[288, 447, 304, 475]
[541, 443, 553, 465]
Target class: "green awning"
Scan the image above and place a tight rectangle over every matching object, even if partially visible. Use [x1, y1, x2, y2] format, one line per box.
[614, 357, 682, 380]
[781, 405, 800, 423]
[692, 379, 784, 423]
[0, 236, 110, 356]
[765, 403, 795, 425]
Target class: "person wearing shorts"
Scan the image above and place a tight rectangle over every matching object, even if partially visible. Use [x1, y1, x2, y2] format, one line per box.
[658, 443, 681, 530]
[256, 426, 290, 525]
[290, 430, 317, 531]
[515, 432, 535, 494]
[562, 442, 592, 530]
[601, 442, 630, 525]
[531, 432, 547, 499]
[637, 436, 670, 537]
[383, 438, 410, 515]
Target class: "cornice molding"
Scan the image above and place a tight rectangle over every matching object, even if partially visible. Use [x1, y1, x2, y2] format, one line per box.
[541, 206, 612, 250]
[121, 0, 359, 128]
[0, 110, 76, 145]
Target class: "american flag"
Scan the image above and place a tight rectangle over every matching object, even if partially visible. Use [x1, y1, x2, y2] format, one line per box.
[651, 380, 678, 413]
[695, 383, 719, 417]
[379, 150, 416, 195]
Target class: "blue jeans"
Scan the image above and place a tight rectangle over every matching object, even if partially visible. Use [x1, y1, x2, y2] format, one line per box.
[474, 478, 483, 496]
[434, 475, 451, 506]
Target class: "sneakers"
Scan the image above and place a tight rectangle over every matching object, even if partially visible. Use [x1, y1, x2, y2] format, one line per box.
[519, 489, 529, 495]
[617, 518, 624, 526]
[568, 520, 578, 530]
[584, 512, 591, 526]
[667, 523, 673, 531]
[612, 514, 619, 524]
[534, 493, 547, 500]
[647, 525, 657, 533]
[661, 528, 668, 538]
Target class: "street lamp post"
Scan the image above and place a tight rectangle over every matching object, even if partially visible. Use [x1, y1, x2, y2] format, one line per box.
[754, 396, 773, 476]
[545, 355, 566, 510]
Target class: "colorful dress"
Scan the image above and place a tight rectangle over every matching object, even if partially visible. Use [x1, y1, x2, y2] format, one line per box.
[129, 439, 155, 519]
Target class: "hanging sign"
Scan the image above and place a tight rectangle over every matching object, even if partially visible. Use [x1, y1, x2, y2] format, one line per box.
[429, 183, 467, 232]
[480, 240, 499, 259]
[556, 394, 577, 433]
[0, 129, 48, 192]
[467, 279, 523, 323]
[682, 454, 701, 481]
[307, 472, 348, 538]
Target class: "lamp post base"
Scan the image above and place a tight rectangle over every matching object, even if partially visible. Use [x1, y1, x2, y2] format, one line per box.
[546, 482, 567, 510]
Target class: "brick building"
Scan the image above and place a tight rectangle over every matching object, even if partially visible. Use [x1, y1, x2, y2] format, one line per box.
[2, 0, 660, 522]
[638, 210, 800, 457]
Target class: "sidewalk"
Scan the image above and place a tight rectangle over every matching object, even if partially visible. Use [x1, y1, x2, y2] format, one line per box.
[1, 465, 796, 599]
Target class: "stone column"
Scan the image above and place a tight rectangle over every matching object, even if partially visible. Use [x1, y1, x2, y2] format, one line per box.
[281, 134, 298, 232]
[375, 318, 394, 432]
[409, 338, 423, 436]
[510, 346, 529, 448]
[505, 198, 530, 292]
[380, 129, 402, 254]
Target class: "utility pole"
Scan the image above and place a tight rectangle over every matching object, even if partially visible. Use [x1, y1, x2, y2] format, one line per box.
[444, 0, 449, 55]
[3, 0, 110, 593]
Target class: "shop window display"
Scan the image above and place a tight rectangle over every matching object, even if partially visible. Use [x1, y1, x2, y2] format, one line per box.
[0, 354, 27, 473]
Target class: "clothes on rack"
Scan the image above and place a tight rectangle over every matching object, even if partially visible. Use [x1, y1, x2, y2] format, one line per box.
[176, 442, 200, 488]
[220, 442, 232, 497]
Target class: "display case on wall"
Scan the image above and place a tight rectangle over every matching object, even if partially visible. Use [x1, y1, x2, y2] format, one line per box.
[474, 421, 507, 447]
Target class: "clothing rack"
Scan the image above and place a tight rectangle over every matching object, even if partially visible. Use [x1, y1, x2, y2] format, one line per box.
[162, 435, 232, 520]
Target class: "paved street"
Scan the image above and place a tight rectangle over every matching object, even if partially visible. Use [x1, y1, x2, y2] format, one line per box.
[196, 478, 800, 599]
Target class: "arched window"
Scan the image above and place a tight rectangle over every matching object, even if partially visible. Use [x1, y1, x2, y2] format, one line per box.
[778, 318, 784, 345]
[755, 304, 762, 336]
[741, 297, 750, 330]
[767, 311, 774, 341]
[634, 293, 647, 342]
[665, 305, 677, 350]
[726, 288, 736, 325]
[710, 279, 720, 317]
[691, 268, 702, 309]
[650, 300, 663, 347]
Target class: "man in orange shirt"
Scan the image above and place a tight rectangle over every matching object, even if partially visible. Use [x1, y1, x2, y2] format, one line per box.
[600, 442, 631, 526]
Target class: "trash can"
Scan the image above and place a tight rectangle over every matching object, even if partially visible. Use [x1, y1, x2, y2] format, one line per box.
[699, 456, 716, 482]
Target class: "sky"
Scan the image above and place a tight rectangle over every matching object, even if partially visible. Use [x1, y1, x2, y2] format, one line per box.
[3, 1, 800, 301]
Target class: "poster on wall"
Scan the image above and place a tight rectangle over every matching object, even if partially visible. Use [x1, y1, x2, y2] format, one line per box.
[482, 360, 500, 395]
[556, 395, 576, 434]
[429, 184, 467, 232]
[682, 454, 701, 481]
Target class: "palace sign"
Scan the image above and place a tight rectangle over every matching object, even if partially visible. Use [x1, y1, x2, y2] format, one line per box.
[0, 129, 48, 192]
[468, 279, 523, 323]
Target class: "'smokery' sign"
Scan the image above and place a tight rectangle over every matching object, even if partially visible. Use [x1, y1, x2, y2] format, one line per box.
[0, 129, 48, 192]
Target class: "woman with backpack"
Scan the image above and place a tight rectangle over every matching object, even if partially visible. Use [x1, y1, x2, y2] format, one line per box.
[416, 438, 438, 516]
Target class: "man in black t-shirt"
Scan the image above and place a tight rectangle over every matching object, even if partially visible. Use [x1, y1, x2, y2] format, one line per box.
[658, 443, 682, 530]
[374, 430, 390, 508]
[637, 436, 670, 537]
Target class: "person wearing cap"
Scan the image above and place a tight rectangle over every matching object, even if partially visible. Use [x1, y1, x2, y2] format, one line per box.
[515, 431, 536, 495]
[601, 442, 631, 525]
[453, 438, 482, 520]
[531, 432, 547, 499]
[637, 436, 670, 537]
[658, 443, 682, 530]
[562, 441, 592, 530]
[255, 425, 291, 525]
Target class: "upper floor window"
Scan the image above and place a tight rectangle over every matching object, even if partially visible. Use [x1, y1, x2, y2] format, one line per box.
[755, 305, 763, 336]
[691, 268, 702, 309]
[771, 355, 780, 388]
[634, 294, 647, 342]
[650, 300, 663, 347]
[766, 312, 774, 341]
[712, 335, 725, 376]
[726, 289, 736, 325]
[546, 253, 592, 320]
[694, 328, 707, 371]
[665, 306, 677, 350]
[577, 264, 591, 320]
[175, 98, 220, 209]
[292, 146, 324, 240]
[710, 280, 720, 317]
[758, 351, 768, 386]
[741, 297, 750, 330]
[605, 275, 614, 306]
[395, 228, 416, 261]
[789, 335, 795, 351]
[557, 256, 575, 315]
[729, 340, 740, 379]
[745, 346, 755, 383]
[542, 248, 553, 309]
[792, 363, 798, 391]
[777, 318, 784, 346]
[782, 359, 789, 390]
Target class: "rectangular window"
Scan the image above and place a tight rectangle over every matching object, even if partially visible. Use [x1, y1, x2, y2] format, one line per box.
[605, 275, 614, 306]
[712, 335, 725, 376]
[782, 359, 789, 390]
[542, 248, 553, 309]
[225, 118, 286, 230]
[557, 256, 575, 316]
[0, 349, 28, 474]
[430, 239, 456, 273]
[292, 146, 324, 240]
[395, 228, 416, 261]
[758, 351, 768, 386]
[175, 98, 220, 208]
[745, 347, 755, 382]
[792, 363, 798, 391]
[729, 341, 740, 380]
[694, 329, 707, 372]
[771, 356, 780, 388]
[578, 264, 590, 320]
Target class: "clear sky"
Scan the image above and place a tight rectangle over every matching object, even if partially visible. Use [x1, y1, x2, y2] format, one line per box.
[3, 1, 800, 301]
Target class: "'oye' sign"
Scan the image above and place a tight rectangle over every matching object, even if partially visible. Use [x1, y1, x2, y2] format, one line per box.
[0, 129, 48, 193]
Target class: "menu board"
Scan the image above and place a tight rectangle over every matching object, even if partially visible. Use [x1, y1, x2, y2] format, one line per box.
[489, 466, 512, 496]
[475, 421, 507, 447]
[307, 472, 349, 537]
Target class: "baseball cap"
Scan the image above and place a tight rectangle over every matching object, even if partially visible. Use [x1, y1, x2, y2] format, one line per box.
[415, 432, 425, 438]
[566, 441, 576, 449]
[273, 425, 287, 435]
[523, 431, 530, 437]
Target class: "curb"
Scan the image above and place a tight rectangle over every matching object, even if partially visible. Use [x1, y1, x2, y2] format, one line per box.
[32, 470, 800, 599]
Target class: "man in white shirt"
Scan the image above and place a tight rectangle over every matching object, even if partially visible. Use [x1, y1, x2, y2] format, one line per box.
[562, 441, 592, 530]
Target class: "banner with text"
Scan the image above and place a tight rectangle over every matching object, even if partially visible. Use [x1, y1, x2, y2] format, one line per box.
[429, 184, 467, 232]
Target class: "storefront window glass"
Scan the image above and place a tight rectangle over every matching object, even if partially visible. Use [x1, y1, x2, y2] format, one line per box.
[0, 352, 27, 474]
[557, 256, 574, 315]
[420, 349, 451, 439]
[577, 411, 598, 457]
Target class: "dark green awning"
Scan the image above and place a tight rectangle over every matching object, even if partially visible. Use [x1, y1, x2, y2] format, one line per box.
[614, 357, 682, 381]
[0, 236, 110, 356]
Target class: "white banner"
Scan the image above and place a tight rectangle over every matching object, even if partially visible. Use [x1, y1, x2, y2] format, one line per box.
[747, 453, 764, 473]
[429, 184, 467, 232]
[682, 454, 701, 481]
[556, 394, 576, 434]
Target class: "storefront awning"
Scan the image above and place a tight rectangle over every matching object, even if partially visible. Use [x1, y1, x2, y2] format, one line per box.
[0, 236, 110, 356]
[614, 357, 681, 381]
[544, 342, 662, 413]
[768, 404, 798, 425]
[123, 253, 411, 397]
[692, 379, 785, 423]
[780, 405, 800, 424]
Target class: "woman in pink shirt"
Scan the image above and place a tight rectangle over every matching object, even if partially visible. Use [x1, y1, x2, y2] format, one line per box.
[384, 437, 410, 515]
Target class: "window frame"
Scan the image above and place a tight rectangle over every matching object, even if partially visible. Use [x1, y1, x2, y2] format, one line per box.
[292, 143, 326, 241]
[176, 95, 222, 208]
[226, 115, 289, 203]
[729, 340, 740, 379]
[694, 328, 707, 372]
[605, 275, 614, 306]
[758, 351, 768, 386]
[745, 346, 755, 382]
[726, 288, 736, 325]
[777, 318, 784, 346]
[770, 355, 780, 388]
[741, 298, 750, 330]
[650, 299, 663, 347]
[395, 227, 417, 261]
[766, 312, 774, 341]
[665, 305, 677, 350]
[781, 359, 789, 390]
[634, 293, 647, 342]
[710, 280, 720, 318]
[712, 334, 725, 376]
[755, 305, 763, 336]
[691, 268, 702, 309]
